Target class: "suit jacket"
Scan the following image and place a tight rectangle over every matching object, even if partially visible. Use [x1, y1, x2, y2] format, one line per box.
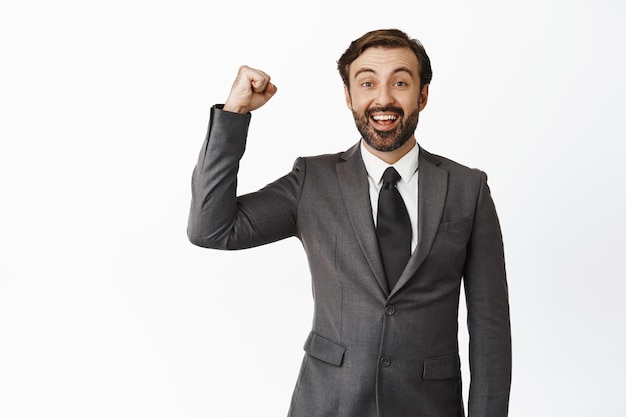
[188, 106, 511, 417]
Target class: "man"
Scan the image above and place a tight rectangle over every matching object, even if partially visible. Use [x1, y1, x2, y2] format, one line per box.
[188, 28, 511, 417]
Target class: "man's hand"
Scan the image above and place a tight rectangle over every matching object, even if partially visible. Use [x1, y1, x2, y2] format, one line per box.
[223, 65, 277, 114]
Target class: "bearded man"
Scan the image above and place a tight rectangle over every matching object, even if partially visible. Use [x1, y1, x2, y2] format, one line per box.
[188, 28, 512, 417]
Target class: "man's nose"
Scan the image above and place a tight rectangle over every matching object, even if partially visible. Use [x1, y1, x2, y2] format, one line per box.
[374, 85, 395, 107]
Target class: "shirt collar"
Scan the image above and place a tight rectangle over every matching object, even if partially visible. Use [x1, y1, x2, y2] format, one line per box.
[360, 139, 420, 185]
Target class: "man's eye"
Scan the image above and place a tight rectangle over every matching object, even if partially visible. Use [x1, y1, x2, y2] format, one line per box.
[361, 81, 373, 88]
[395, 81, 407, 87]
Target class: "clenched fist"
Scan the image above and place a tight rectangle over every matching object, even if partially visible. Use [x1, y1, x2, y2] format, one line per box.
[223, 65, 277, 114]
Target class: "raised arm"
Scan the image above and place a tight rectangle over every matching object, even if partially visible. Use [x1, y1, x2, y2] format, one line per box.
[187, 67, 302, 250]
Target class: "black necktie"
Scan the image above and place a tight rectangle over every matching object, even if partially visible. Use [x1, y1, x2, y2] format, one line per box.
[376, 167, 412, 290]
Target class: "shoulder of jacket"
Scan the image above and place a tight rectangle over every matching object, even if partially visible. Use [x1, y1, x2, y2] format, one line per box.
[420, 147, 486, 179]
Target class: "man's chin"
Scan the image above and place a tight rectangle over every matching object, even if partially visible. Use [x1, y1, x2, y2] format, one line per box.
[364, 133, 408, 152]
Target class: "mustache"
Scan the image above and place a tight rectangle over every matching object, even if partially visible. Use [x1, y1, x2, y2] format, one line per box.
[365, 107, 404, 118]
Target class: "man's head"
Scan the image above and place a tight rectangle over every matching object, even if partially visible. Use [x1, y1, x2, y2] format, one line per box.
[337, 29, 432, 91]
[338, 29, 432, 159]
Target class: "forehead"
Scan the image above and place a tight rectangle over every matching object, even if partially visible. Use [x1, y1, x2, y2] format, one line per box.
[349, 46, 419, 79]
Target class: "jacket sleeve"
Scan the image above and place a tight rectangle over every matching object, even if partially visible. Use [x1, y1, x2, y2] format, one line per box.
[187, 105, 304, 250]
[464, 171, 512, 417]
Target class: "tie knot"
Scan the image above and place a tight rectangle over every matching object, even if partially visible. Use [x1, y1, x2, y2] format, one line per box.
[381, 167, 401, 187]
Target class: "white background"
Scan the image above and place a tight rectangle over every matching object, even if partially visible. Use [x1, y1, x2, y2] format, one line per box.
[1, 0, 625, 416]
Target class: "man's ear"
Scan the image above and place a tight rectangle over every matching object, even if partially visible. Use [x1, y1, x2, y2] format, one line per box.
[419, 84, 429, 111]
[344, 84, 353, 110]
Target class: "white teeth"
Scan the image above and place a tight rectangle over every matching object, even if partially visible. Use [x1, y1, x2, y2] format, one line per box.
[372, 114, 397, 121]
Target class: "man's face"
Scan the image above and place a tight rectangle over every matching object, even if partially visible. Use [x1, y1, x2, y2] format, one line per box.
[344, 46, 429, 152]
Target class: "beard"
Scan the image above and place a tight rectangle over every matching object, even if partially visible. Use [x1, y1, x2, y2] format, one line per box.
[352, 106, 419, 152]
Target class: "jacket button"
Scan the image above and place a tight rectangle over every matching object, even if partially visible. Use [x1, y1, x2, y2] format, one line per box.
[384, 305, 395, 316]
[380, 357, 391, 367]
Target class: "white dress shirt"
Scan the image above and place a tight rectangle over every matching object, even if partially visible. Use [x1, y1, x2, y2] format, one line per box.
[360, 140, 419, 253]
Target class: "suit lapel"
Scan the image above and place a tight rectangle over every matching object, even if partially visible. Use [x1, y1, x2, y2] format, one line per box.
[336, 143, 390, 296]
[390, 148, 448, 297]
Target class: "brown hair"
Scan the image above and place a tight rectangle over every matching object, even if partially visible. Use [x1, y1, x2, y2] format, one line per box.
[337, 28, 432, 89]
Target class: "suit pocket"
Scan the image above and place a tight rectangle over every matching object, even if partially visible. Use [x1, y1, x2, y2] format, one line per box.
[422, 353, 461, 380]
[437, 217, 473, 233]
[303, 331, 346, 367]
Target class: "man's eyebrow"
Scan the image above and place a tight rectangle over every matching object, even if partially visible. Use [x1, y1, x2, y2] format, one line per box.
[354, 67, 375, 78]
[353, 66, 415, 78]
[394, 66, 415, 77]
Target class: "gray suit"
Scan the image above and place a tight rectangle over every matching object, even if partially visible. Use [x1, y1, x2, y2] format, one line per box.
[188, 106, 511, 417]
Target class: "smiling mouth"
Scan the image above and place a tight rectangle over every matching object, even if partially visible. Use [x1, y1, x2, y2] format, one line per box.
[370, 113, 399, 131]
[372, 114, 397, 121]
